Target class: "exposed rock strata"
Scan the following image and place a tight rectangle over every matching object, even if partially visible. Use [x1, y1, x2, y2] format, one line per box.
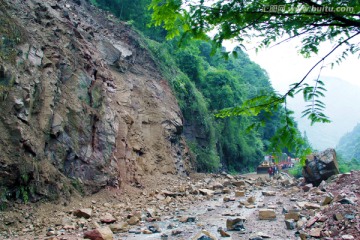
[0, 0, 191, 201]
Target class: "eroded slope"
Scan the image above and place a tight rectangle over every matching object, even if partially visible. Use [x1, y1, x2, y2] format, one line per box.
[0, 0, 191, 203]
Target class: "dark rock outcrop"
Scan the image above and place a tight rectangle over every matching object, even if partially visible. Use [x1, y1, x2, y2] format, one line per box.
[302, 148, 339, 186]
[0, 0, 192, 202]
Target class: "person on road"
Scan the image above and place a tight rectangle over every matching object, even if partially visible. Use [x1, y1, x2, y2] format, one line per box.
[268, 166, 273, 179]
[274, 165, 278, 175]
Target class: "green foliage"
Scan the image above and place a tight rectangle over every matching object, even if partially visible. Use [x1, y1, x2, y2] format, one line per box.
[71, 179, 85, 195]
[188, 141, 220, 172]
[337, 155, 360, 173]
[87, 0, 166, 41]
[288, 163, 304, 178]
[15, 172, 32, 204]
[0, 187, 9, 210]
[292, 79, 330, 125]
[0, 2, 26, 63]
[150, 0, 360, 60]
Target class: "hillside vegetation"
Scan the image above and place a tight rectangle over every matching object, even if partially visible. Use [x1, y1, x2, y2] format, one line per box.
[336, 123, 360, 172]
[87, 0, 309, 172]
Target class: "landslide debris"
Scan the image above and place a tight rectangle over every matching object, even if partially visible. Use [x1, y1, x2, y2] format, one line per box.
[0, 170, 358, 239]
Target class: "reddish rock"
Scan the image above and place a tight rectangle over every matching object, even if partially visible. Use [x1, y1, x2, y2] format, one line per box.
[73, 208, 92, 219]
[84, 226, 113, 240]
[306, 216, 319, 228]
[302, 183, 313, 192]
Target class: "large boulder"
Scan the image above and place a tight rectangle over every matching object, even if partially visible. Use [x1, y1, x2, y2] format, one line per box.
[302, 148, 339, 186]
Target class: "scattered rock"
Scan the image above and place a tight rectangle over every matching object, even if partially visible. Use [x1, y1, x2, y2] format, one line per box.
[257, 232, 271, 238]
[199, 189, 215, 196]
[222, 188, 231, 194]
[223, 196, 235, 202]
[100, 213, 117, 224]
[334, 213, 344, 221]
[309, 228, 322, 238]
[322, 195, 333, 205]
[179, 216, 196, 223]
[342, 235, 354, 240]
[262, 191, 276, 196]
[233, 180, 246, 187]
[304, 202, 321, 210]
[109, 222, 129, 233]
[258, 209, 276, 220]
[302, 183, 313, 192]
[127, 216, 140, 225]
[128, 228, 141, 234]
[84, 226, 113, 240]
[226, 217, 246, 231]
[192, 230, 217, 240]
[171, 229, 182, 236]
[247, 196, 256, 204]
[306, 216, 319, 228]
[211, 182, 224, 190]
[285, 212, 300, 221]
[235, 190, 245, 197]
[148, 224, 161, 233]
[73, 208, 92, 219]
[218, 227, 230, 237]
[285, 219, 295, 230]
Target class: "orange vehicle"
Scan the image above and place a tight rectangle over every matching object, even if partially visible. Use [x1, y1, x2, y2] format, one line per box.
[256, 161, 272, 174]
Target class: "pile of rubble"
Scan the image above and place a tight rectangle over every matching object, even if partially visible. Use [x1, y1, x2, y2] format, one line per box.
[0, 169, 358, 239]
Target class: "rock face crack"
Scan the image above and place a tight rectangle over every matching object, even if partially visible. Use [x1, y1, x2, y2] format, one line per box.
[91, 113, 99, 151]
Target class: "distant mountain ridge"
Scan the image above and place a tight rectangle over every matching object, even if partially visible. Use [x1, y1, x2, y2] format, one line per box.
[337, 123, 360, 160]
[288, 77, 360, 150]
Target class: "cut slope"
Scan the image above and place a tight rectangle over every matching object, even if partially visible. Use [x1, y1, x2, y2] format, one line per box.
[0, 0, 191, 204]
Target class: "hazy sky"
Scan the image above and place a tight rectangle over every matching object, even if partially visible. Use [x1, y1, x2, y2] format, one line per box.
[244, 39, 360, 93]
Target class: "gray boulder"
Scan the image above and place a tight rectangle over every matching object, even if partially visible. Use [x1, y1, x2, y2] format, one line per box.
[302, 148, 339, 186]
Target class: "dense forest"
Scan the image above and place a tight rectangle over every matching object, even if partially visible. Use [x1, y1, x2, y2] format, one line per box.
[336, 123, 360, 172]
[86, 0, 309, 172]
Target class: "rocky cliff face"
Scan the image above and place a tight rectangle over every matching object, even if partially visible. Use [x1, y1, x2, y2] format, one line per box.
[0, 0, 191, 201]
